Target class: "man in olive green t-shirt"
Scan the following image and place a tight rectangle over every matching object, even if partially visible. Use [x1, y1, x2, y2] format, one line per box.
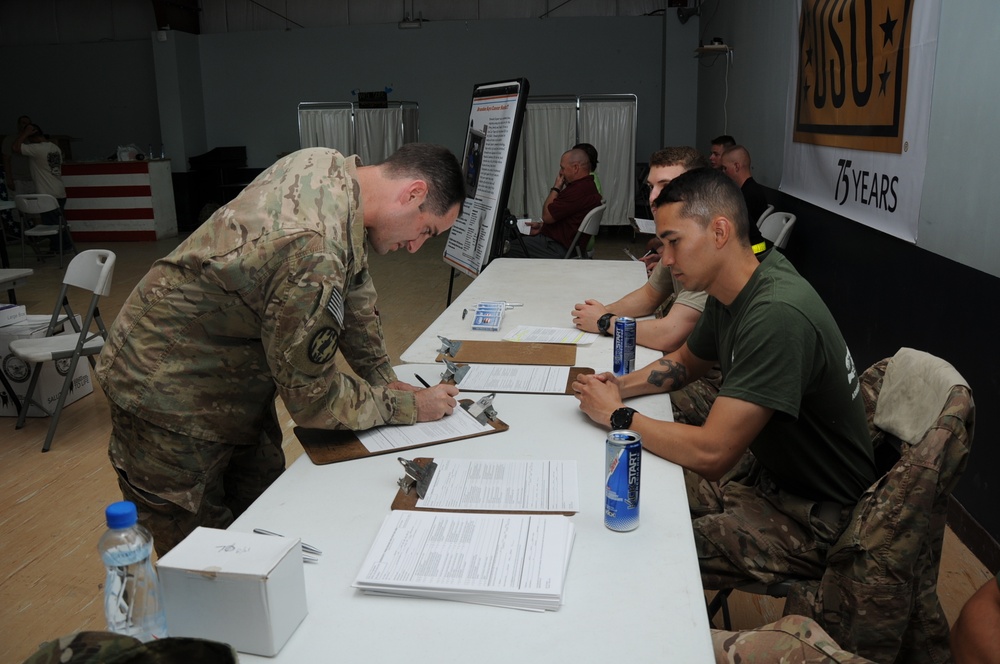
[574, 168, 875, 589]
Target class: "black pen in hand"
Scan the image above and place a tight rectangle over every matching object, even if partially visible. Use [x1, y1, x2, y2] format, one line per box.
[415, 374, 431, 388]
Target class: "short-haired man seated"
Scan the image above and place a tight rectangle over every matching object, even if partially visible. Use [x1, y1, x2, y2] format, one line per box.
[572, 146, 720, 426]
[505, 147, 602, 259]
[573, 167, 876, 591]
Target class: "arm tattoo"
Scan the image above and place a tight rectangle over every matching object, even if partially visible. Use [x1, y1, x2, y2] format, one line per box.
[648, 358, 688, 390]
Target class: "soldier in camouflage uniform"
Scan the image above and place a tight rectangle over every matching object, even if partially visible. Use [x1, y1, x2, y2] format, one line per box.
[572, 147, 721, 425]
[712, 615, 874, 663]
[21, 631, 238, 663]
[575, 168, 875, 590]
[97, 145, 465, 554]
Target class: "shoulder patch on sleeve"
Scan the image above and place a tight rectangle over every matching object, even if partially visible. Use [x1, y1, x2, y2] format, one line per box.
[307, 327, 339, 364]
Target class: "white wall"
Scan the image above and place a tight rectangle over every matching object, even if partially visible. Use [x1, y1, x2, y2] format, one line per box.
[919, 0, 1000, 279]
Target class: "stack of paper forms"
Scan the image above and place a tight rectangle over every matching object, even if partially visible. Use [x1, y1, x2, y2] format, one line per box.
[353, 511, 574, 612]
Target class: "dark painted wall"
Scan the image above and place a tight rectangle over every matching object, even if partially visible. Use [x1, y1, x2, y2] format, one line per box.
[771, 188, 999, 557]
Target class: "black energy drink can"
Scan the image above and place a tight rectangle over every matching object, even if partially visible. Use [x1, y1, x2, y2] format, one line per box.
[613, 316, 636, 376]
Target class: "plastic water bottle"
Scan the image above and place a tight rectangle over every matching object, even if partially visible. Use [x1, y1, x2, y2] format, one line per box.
[98, 501, 168, 641]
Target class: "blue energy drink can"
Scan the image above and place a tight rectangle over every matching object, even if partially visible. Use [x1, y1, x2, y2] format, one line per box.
[605, 430, 641, 531]
[613, 316, 636, 376]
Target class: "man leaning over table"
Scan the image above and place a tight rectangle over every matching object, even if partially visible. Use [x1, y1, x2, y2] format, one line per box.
[573, 168, 876, 590]
[97, 144, 464, 555]
[572, 146, 722, 426]
[504, 147, 601, 259]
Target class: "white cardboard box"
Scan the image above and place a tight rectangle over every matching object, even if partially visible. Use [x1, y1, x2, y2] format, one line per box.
[0, 315, 94, 417]
[0, 304, 27, 327]
[157, 527, 308, 656]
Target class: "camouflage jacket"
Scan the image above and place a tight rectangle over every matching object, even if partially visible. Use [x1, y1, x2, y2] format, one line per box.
[97, 149, 416, 443]
[22, 631, 237, 664]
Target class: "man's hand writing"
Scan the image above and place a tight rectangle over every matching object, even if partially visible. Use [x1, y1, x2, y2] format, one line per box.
[641, 250, 661, 276]
[415, 383, 460, 422]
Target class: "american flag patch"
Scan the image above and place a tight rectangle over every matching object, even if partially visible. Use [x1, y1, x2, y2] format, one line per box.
[326, 289, 344, 327]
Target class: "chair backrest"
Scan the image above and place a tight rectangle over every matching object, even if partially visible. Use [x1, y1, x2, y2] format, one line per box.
[786, 348, 975, 663]
[64, 249, 116, 296]
[564, 203, 607, 259]
[756, 204, 775, 229]
[759, 212, 796, 249]
[579, 203, 606, 236]
[15, 193, 61, 215]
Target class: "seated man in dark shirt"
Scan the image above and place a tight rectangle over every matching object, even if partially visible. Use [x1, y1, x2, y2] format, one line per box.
[721, 145, 771, 253]
[709, 134, 736, 170]
[506, 148, 602, 259]
[574, 168, 876, 590]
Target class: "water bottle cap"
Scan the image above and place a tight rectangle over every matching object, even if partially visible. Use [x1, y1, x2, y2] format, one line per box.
[105, 501, 138, 529]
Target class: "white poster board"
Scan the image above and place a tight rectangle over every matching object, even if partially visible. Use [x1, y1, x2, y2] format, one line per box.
[443, 79, 529, 278]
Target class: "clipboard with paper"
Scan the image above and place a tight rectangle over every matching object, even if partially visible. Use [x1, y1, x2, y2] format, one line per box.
[435, 335, 578, 366]
[436, 358, 593, 395]
[391, 457, 579, 516]
[295, 393, 507, 465]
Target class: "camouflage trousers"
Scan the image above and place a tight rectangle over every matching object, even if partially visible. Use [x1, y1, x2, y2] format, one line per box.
[711, 615, 875, 663]
[686, 455, 852, 590]
[670, 365, 723, 426]
[107, 402, 284, 556]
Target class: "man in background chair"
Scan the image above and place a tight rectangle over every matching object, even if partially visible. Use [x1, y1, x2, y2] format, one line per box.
[708, 134, 736, 170]
[505, 147, 601, 259]
[721, 144, 771, 253]
[12, 123, 75, 254]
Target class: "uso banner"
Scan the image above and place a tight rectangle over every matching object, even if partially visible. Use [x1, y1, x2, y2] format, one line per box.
[780, 0, 941, 242]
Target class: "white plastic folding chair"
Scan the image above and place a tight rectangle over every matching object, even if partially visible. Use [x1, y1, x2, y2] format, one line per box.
[758, 211, 797, 249]
[564, 203, 607, 259]
[756, 204, 775, 229]
[15, 193, 75, 269]
[9, 249, 116, 452]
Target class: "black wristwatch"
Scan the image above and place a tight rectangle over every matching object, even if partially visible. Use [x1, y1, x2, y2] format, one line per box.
[597, 313, 615, 336]
[610, 407, 637, 430]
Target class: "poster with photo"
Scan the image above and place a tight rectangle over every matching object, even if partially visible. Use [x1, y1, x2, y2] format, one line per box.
[444, 79, 529, 278]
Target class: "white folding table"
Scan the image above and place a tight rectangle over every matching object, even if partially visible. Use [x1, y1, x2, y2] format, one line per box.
[401, 258, 663, 373]
[234, 363, 713, 663]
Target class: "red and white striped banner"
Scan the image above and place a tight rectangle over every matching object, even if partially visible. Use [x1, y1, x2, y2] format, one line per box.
[63, 162, 158, 241]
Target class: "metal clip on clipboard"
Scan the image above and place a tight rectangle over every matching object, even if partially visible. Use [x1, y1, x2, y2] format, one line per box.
[440, 357, 471, 385]
[397, 457, 437, 498]
[462, 392, 497, 424]
[396, 393, 498, 497]
[437, 335, 462, 358]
